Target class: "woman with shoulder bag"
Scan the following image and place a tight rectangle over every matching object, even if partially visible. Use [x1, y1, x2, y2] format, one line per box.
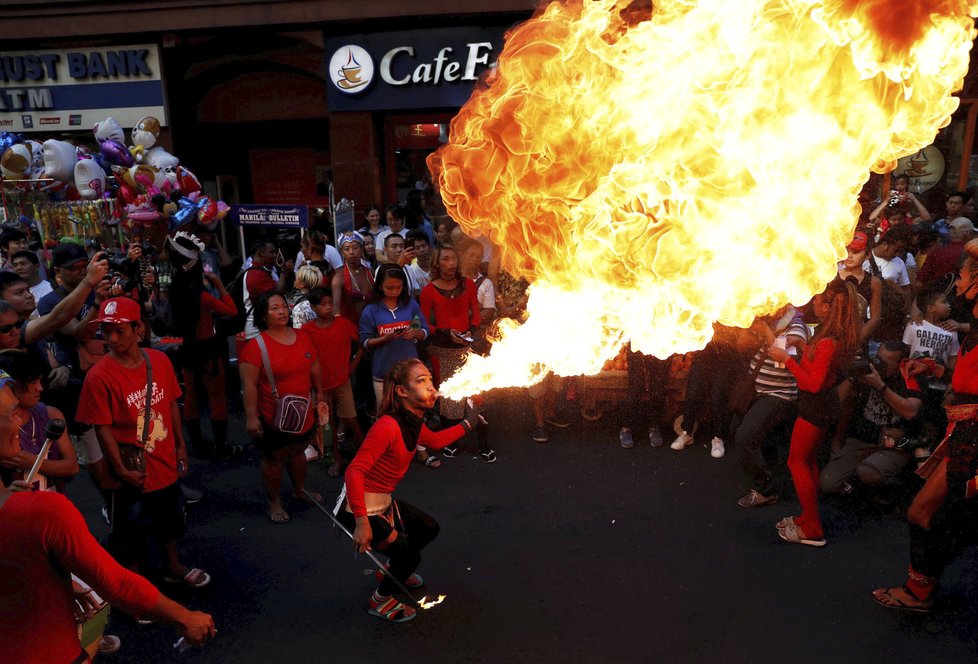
[239, 293, 325, 524]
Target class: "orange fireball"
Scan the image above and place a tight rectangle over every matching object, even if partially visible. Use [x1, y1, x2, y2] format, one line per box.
[429, 0, 978, 398]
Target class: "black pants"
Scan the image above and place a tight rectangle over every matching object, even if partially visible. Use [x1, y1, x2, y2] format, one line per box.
[107, 483, 186, 568]
[736, 395, 797, 496]
[682, 344, 744, 441]
[619, 351, 671, 432]
[338, 499, 440, 596]
[910, 422, 978, 579]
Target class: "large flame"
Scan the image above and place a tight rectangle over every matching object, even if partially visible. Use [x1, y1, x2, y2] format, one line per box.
[429, 0, 977, 397]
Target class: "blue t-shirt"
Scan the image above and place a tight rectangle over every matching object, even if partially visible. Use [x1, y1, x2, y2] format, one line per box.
[358, 299, 429, 379]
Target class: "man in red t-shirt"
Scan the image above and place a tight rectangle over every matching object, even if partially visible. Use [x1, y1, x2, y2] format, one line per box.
[299, 288, 364, 475]
[77, 297, 210, 588]
[242, 240, 292, 341]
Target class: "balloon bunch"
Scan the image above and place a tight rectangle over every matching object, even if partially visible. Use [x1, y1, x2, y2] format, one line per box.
[0, 116, 229, 236]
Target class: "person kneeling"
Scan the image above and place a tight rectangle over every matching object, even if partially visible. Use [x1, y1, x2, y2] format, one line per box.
[338, 358, 480, 622]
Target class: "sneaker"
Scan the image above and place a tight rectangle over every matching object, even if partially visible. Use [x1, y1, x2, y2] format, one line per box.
[481, 450, 497, 464]
[442, 446, 458, 459]
[619, 428, 635, 449]
[531, 426, 549, 443]
[710, 437, 725, 458]
[544, 415, 570, 429]
[737, 489, 780, 508]
[649, 427, 664, 447]
[670, 431, 693, 450]
[98, 635, 121, 655]
[304, 445, 320, 462]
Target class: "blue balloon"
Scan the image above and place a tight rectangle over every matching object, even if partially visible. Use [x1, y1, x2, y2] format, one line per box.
[0, 132, 24, 153]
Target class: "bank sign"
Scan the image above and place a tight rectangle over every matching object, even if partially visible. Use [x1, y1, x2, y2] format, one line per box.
[324, 26, 509, 111]
[0, 45, 166, 133]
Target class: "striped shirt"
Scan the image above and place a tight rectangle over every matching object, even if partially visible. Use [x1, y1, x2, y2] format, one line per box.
[750, 315, 810, 401]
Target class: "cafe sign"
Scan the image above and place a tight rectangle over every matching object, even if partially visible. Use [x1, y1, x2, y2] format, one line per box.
[324, 26, 510, 111]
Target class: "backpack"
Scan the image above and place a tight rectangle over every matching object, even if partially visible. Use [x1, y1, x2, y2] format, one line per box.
[220, 266, 265, 336]
[867, 255, 908, 342]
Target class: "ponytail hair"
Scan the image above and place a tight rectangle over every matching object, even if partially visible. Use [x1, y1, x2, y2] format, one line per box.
[379, 358, 426, 415]
[808, 279, 860, 374]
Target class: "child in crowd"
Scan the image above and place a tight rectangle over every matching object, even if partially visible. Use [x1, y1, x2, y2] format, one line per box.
[903, 288, 959, 460]
[301, 289, 364, 477]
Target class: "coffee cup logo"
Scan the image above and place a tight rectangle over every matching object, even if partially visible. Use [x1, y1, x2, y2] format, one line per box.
[329, 46, 374, 94]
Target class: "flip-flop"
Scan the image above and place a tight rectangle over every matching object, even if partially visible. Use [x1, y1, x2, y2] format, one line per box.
[871, 587, 934, 613]
[294, 491, 323, 505]
[267, 510, 290, 524]
[777, 522, 826, 547]
[164, 568, 211, 588]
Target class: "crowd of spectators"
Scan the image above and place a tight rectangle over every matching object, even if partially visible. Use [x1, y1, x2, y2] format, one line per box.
[2, 178, 978, 655]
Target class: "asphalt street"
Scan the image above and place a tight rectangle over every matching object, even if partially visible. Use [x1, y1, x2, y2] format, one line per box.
[65, 391, 978, 663]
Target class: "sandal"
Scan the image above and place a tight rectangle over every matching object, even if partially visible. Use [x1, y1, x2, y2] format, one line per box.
[423, 454, 441, 469]
[368, 593, 417, 623]
[775, 516, 796, 531]
[777, 522, 826, 547]
[374, 564, 424, 588]
[267, 509, 290, 524]
[872, 586, 934, 613]
[441, 446, 458, 459]
[294, 490, 323, 505]
[164, 567, 211, 588]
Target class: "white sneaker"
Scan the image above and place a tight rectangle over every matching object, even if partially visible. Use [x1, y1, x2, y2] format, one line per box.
[670, 431, 693, 450]
[710, 437, 725, 458]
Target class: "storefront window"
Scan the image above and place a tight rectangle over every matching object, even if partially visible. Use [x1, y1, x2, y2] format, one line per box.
[385, 116, 451, 204]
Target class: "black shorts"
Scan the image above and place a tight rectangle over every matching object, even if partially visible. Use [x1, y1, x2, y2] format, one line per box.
[108, 482, 185, 567]
[256, 421, 313, 460]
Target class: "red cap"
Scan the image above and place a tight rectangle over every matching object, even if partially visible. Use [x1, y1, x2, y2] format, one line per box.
[848, 231, 868, 252]
[94, 297, 141, 324]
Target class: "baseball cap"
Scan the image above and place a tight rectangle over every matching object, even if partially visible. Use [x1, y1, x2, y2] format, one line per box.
[0, 369, 15, 391]
[949, 217, 976, 232]
[51, 242, 88, 269]
[94, 297, 141, 325]
[848, 231, 868, 252]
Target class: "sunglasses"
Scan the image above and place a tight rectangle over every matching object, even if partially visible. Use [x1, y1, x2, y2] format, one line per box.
[0, 319, 25, 334]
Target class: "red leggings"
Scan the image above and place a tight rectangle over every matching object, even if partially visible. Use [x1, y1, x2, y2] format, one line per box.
[787, 417, 827, 539]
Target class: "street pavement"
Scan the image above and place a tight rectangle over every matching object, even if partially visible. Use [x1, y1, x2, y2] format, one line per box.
[66, 392, 978, 663]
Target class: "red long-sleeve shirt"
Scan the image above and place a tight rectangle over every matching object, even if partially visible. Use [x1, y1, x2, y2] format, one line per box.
[344, 415, 466, 518]
[420, 280, 481, 333]
[197, 290, 237, 340]
[784, 338, 839, 394]
[0, 491, 160, 664]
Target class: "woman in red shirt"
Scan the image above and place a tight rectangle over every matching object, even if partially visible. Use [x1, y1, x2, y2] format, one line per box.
[340, 358, 478, 623]
[240, 293, 324, 524]
[420, 244, 494, 462]
[766, 280, 860, 546]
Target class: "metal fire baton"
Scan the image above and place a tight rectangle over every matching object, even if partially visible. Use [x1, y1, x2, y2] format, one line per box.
[301, 488, 423, 607]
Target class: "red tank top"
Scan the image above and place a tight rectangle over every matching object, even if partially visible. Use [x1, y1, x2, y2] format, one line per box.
[952, 341, 978, 396]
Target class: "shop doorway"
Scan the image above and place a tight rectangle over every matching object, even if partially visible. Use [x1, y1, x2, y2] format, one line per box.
[384, 114, 453, 205]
